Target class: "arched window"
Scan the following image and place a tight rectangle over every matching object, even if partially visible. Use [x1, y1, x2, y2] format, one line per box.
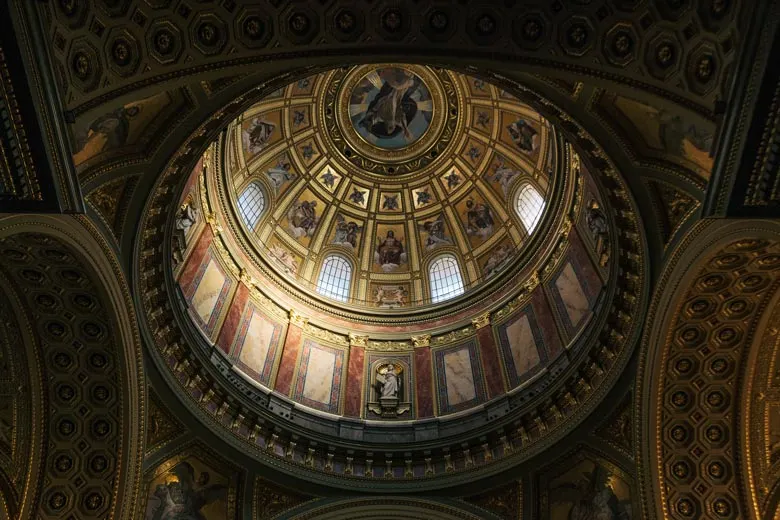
[515, 183, 545, 233]
[316, 255, 352, 302]
[429, 254, 465, 303]
[237, 182, 266, 230]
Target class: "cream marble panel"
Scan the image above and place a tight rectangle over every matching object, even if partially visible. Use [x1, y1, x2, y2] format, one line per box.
[506, 314, 541, 379]
[239, 312, 275, 374]
[192, 260, 226, 324]
[303, 346, 336, 404]
[555, 262, 589, 326]
[443, 348, 477, 406]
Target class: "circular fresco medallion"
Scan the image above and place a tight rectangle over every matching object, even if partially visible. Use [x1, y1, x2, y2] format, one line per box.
[349, 67, 433, 150]
[329, 64, 459, 175]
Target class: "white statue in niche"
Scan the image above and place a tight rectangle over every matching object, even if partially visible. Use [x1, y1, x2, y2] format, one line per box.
[376, 363, 400, 399]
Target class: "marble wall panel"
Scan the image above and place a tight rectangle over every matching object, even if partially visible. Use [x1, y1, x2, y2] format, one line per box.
[344, 346, 365, 418]
[274, 323, 303, 396]
[186, 251, 233, 336]
[177, 226, 213, 289]
[531, 288, 563, 359]
[414, 347, 435, 418]
[434, 340, 486, 414]
[569, 229, 604, 299]
[496, 305, 547, 388]
[477, 326, 505, 398]
[230, 302, 285, 387]
[216, 283, 249, 354]
[292, 339, 345, 414]
[549, 259, 592, 337]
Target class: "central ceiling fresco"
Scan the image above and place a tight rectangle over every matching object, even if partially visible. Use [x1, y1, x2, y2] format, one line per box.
[218, 64, 555, 309]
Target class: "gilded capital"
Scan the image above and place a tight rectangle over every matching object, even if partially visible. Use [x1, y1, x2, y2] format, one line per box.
[349, 333, 369, 347]
[289, 309, 309, 327]
[411, 334, 431, 348]
[471, 312, 491, 330]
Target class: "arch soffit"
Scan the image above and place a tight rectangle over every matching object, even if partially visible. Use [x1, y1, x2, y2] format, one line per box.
[636, 218, 780, 520]
[0, 214, 146, 520]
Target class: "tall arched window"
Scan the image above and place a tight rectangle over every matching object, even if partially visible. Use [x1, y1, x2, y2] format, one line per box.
[237, 182, 266, 230]
[316, 255, 352, 302]
[515, 183, 545, 233]
[429, 254, 465, 303]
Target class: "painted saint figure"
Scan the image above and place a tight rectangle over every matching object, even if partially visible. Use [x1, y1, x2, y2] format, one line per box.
[74, 105, 141, 157]
[507, 119, 539, 153]
[266, 156, 295, 193]
[332, 214, 361, 249]
[375, 230, 407, 271]
[465, 199, 495, 239]
[420, 215, 452, 250]
[242, 118, 276, 155]
[487, 155, 522, 198]
[382, 195, 400, 211]
[483, 244, 514, 277]
[287, 200, 319, 239]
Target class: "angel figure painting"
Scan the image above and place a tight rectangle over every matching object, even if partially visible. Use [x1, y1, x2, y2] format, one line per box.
[144, 459, 230, 520]
[506, 118, 539, 154]
[547, 459, 632, 520]
[487, 155, 522, 199]
[242, 117, 276, 156]
[419, 215, 453, 250]
[464, 198, 495, 241]
[374, 229, 408, 272]
[332, 214, 362, 250]
[350, 67, 433, 149]
[286, 199, 320, 241]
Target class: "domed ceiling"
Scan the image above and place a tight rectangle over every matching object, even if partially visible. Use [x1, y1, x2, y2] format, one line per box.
[220, 65, 555, 309]
[161, 64, 643, 490]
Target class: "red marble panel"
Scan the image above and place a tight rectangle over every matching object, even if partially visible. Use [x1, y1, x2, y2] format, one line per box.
[477, 326, 504, 398]
[343, 346, 365, 418]
[177, 226, 214, 290]
[274, 323, 303, 396]
[216, 283, 249, 354]
[569, 229, 603, 300]
[414, 347, 434, 418]
[532, 288, 564, 359]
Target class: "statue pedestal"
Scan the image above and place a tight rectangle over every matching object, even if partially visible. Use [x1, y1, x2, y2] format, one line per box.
[368, 398, 410, 418]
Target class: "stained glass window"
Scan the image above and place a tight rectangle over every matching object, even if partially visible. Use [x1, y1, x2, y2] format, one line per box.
[238, 182, 266, 230]
[429, 254, 465, 303]
[515, 183, 545, 233]
[316, 255, 352, 302]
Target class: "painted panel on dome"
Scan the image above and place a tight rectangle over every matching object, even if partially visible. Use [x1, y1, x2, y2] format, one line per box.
[484, 153, 524, 201]
[241, 109, 283, 160]
[373, 223, 409, 273]
[296, 138, 321, 166]
[370, 282, 412, 308]
[348, 67, 433, 150]
[260, 152, 297, 197]
[434, 339, 486, 414]
[317, 165, 342, 194]
[462, 138, 485, 167]
[187, 254, 232, 335]
[465, 75, 493, 98]
[143, 452, 237, 520]
[551, 261, 591, 333]
[441, 166, 464, 194]
[289, 105, 311, 132]
[290, 75, 317, 96]
[292, 339, 344, 414]
[265, 235, 303, 277]
[379, 192, 403, 213]
[330, 213, 363, 252]
[456, 195, 496, 247]
[72, 91, 178, 167]
[281, 190, 323, 247]
[497, 305, 547, 388]
[471, 105, 494, 136]
[499, 112, 541, 159]
[479, 236, 515, 278]
[417, 213, 454, 252]
[232, 304, 284, 386]
[412, 185, 436, 209]
[541, 455, 634, 520]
